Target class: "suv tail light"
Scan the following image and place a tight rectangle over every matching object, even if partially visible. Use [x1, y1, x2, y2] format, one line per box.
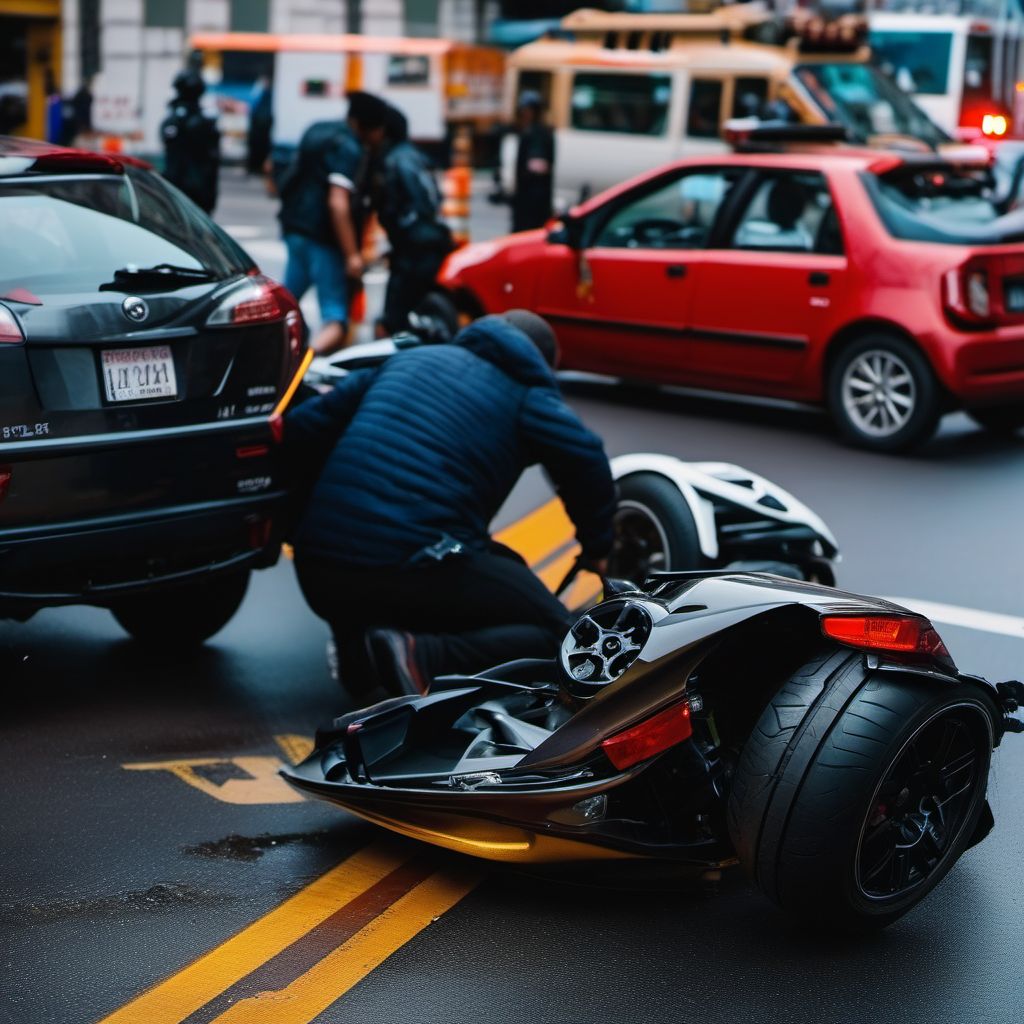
[943, 262, 992, 324]
[821, 614, 950, 658]
[601, 701, 693, 771]
[0, 304, 24, 344]
[207, 275, 300, 332]
[0, 466, 11, 501]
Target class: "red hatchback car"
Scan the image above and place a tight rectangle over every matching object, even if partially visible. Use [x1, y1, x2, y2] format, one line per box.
[437, 146, 1024, 450]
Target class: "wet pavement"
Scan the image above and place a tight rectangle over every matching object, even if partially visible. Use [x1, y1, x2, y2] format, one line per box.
[2, 172, 1023, 1024]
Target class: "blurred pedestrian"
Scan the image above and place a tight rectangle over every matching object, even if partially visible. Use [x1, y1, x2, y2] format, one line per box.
[277, 91, 388, 355]
[372, 104, 454, 336]
[282, 310, 616, 697]
[511, 90, 554, 233]
[160, 71, 220, 214]
[247, 75, 272, 175]
[70, 76, 95, 146]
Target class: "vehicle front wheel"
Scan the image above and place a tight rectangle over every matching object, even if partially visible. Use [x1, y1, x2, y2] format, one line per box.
[608, 472, 703, 582]
[968, 404, 1024, 435]
[728, 648, 995, 929]
[827, 335, 942, 452]
[111, 571, 251, 646]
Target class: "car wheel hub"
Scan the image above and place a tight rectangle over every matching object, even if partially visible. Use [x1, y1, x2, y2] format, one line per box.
[841, 349, 916, 438]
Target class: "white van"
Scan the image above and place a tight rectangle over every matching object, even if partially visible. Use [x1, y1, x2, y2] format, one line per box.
[502, 6, 948, 208]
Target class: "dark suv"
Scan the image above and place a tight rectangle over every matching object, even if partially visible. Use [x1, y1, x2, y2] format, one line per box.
[0, 137, 306, 643]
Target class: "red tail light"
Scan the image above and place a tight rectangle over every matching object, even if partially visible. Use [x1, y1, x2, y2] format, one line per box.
[0, 305, 24, 344]
[943, 262, 992, 324]
[206, 275, 300, 329]
[982, 113, 1008, 137]
[601, 701, 693, 771]
[0, 466, 11, 501]
[821, 615, 949, 657]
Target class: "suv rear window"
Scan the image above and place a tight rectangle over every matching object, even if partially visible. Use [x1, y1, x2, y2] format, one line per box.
[0, 169, 253, 298]
[862, 166, 1024, 245]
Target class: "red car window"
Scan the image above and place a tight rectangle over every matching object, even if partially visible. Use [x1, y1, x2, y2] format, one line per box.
[730, 172, 844, 255]
[593, 169, 744, 250]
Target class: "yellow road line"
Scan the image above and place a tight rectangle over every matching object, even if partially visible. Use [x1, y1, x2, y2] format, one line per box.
[96, 841, 412, 1024]
[495, 497, 575, 568]
[207, 869, 481, 1024]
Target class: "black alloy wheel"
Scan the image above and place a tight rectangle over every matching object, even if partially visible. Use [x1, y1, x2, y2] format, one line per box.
[608, 473, 703, 583]
[728, 648, 995, 929]
[856, 706, 984, 900]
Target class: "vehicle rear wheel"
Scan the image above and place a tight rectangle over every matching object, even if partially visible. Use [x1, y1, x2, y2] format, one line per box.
[827, 334, 942, 452]
[728, 648, 994, 929]
[410, 291, 461, 342]
[608, 472, 703, 582]
[968, 404, 1024, 435]
[111, 571, 251, 646]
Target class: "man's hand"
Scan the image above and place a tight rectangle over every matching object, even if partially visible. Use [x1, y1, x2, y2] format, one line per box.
[345, 252, 364, 280]
[584, 557, 608, 577]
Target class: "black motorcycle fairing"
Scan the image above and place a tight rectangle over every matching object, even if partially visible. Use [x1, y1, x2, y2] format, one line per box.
[281, 571, 1009, 867]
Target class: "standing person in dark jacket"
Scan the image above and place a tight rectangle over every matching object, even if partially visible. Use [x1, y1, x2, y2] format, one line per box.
[160, 71, 220, 214]
[283, 310, 616, 697]
[372, 104, 454, 336]
[278, 91, 388, 355]
[511, 90, 555, 233]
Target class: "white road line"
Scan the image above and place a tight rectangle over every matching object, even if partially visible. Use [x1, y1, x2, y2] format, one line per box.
[885, 597, 1024, 639]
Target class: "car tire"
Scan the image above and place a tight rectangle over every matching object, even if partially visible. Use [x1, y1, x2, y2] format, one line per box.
[111, 570, 251, 647]
[968, 404, 1024, 435]
[827, 334, 942, 452]
[411, 291, 461, 342]
[728, 647, 995, 929]
[609, 472, 703, 582]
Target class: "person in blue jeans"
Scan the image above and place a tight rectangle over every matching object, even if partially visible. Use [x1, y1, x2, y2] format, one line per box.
[278, 91, 388, 354]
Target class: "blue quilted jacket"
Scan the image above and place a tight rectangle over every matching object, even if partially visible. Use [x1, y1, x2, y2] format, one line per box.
[285, 316, 616, 568]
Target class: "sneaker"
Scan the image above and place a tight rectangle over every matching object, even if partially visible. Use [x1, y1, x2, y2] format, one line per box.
[364, 629, 430, 697]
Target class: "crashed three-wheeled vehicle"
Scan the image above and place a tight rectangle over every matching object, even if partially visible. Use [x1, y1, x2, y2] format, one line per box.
[286, 331, 1023, 930]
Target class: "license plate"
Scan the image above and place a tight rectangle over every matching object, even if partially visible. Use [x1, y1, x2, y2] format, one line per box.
[1005, 279, 1024, 313]
[101, 345, 178, 403]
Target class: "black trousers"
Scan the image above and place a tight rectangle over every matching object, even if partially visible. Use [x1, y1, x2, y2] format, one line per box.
[379, 249, 449, 335]
[295, 543, 571, 692]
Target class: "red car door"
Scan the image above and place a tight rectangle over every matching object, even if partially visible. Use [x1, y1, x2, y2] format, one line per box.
[536, 168, 746, 381]
[685, 169, 848, 397]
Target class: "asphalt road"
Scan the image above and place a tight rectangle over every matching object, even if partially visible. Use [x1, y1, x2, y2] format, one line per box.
[2, 171, 1023, 1024]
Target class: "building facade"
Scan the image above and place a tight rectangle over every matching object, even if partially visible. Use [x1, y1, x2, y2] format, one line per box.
[55, 0, 493, 151]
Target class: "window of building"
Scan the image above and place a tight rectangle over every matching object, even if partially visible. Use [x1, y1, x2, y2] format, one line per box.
[570, 73, 671, 136]
[144, 0, 185, 29]
[686, 79, 723, 139]
[405, 0, 440, 38]
[230, 0, 269, 33]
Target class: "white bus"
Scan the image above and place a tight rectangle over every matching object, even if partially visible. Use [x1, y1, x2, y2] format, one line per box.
[869, 3, 1024, 138]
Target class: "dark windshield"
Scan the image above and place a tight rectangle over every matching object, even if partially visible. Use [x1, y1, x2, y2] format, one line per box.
[795, 63, 949, 148]
[862, 167, 1024, 245]
[869, 30, 953, 96]
[0, 169, 253, 297]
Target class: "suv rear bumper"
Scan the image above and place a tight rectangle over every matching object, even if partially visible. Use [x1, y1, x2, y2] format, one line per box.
[0, 492, 286, 615]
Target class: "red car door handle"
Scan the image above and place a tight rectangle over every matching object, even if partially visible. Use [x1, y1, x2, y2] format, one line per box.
[809, 271, 830, 286]
[666, 265, 687, 278]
